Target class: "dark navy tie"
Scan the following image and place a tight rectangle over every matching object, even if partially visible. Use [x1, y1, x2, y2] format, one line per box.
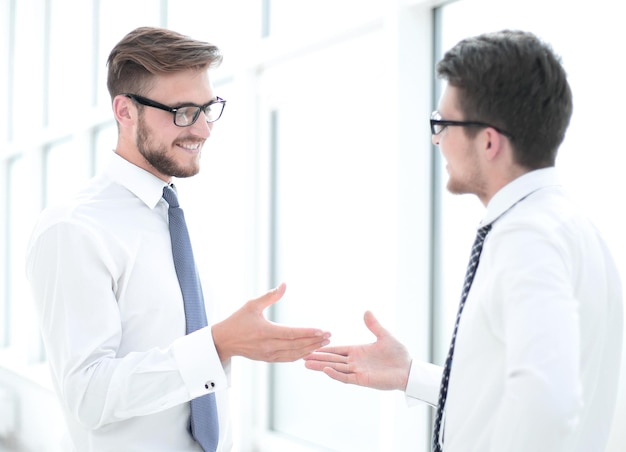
[432, 223, 492, 452]
[163, 185, 219, 452]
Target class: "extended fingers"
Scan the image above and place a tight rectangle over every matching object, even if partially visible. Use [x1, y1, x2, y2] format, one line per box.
[304, 359, 358, 385]
[303, 348, 355, 376]
[304, 349, 349, 363]
[323, 366, 358, 385]
[273, 324, 330, 341]
[264, 336, 331, 362]
[305, 357, 350, 372]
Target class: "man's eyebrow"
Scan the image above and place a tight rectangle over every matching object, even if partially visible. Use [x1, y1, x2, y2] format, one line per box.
[172, 97, 218, 108]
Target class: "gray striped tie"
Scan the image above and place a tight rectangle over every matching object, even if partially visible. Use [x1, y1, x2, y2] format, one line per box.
[163, 184, 219, 452]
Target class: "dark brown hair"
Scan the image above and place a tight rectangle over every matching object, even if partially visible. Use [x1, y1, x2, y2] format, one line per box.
[436, 30, 573, 169]
[106, 27, 223, 100]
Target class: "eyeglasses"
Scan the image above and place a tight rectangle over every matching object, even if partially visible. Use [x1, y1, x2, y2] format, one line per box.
[125, 93, 226, 126]
[430, 111, 513, 139]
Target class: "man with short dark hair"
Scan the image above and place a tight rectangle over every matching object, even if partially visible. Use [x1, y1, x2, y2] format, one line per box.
[305, 30, 623, 452]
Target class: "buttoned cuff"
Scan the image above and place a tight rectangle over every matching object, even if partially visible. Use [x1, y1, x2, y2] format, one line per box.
[171, 326, 230, 400]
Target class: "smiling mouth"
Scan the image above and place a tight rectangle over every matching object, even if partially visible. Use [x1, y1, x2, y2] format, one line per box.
[176, 141, 203, 152]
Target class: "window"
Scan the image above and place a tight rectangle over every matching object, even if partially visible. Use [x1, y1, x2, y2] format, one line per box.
[266, 0, 381, 38]
[256, 3, 433, 450]
[5, 155, 41, 358]
[47, 0, 94, 128]
[261, 30, 393, 452]
[44, 138, 91, 207]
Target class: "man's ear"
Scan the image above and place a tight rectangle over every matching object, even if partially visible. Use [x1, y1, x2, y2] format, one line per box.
[483, 127, 505, 161]
[112, 95, 135, 126]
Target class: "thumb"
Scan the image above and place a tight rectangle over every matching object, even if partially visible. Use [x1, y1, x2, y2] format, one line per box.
[252, 282, 287, 312]
[363, 310, 389, 340]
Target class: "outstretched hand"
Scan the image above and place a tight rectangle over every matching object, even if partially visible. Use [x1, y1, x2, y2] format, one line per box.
[212, 283, 331, 362]
[303, 311, 411, 391]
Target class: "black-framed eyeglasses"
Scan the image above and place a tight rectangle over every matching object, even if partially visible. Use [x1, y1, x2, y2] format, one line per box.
[430, 111, 513, 139]
[125, 93, 226, 126]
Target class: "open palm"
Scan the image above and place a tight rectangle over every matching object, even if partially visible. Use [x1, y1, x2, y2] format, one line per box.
[304, 311, 412, 391]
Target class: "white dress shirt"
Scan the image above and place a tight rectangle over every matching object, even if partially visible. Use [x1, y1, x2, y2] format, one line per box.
[406, 167, 623, 452]
[26, 152, 232, 451]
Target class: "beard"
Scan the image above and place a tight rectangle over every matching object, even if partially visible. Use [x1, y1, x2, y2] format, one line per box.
[136, 113, 201, 178]
[444, 143, 486, 198]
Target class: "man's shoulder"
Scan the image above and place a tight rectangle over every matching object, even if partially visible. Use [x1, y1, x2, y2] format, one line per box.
[30, 174, 143, 243]
[41, 174, 127, 220]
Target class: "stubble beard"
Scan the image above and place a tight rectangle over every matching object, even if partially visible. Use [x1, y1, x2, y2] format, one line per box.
[445, 144, 484, 197]
[136, 114, 201, 179]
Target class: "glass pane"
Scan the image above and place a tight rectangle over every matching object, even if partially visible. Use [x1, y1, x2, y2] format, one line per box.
[268, 0, 381, 38]
[262, 30, 392, 452]
[0, 0, 10, 145]
[45, 138, 90, 207]
[1, 163, 9, 346]
[94, 123, 117, 173]
[12, 0, 46, 137]
[47, 0, 94, 127]
[6, 155, 41, 358]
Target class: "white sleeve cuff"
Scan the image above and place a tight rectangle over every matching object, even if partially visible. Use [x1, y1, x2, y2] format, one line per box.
[405, 360, 443, 408]
[171, 326, 230, 399]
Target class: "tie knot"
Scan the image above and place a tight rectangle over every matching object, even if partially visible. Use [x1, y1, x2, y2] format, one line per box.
[162, 185, 179, 208]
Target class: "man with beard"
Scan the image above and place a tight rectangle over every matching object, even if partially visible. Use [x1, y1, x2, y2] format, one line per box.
[304, 30, 623, 452]
[26, 27, 331, 452]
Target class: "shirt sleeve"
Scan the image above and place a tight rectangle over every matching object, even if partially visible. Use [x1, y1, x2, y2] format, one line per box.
[404, 360, 442, 407]
[485, 224, 583, 452]
[26, 219, 229, 430]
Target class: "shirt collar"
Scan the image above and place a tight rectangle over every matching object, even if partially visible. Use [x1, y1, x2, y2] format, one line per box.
[481, 167, 560, 227]
[105, 152, 169, 209]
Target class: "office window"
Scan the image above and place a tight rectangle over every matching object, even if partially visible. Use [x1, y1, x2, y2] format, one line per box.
[267, 0, 381, 38]
[44, 138, 91, 208]
[0, 0, 10, 145]
[12, 0, 46, 138]
[258, 25, 401, 452]
[94, 123, 117, 173]
[252, 3, 432, 451]
[6, 155, 41, 358]
[1, 173, 7, 346]
[47, 0, 94, 127]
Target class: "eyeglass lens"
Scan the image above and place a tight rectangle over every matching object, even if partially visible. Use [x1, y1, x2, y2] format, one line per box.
[430, 112, 444, 134]
[175, 103, 224, 126]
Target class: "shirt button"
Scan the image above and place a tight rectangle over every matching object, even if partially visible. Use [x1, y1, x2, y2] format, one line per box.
[205, 381, 216, 390]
